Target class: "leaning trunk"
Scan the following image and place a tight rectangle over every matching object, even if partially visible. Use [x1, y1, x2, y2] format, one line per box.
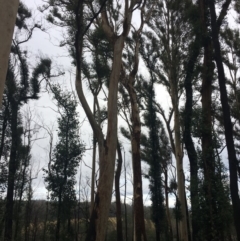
[209, 1, 240, 240]
[0, 0, 19, 109]
[75, 1, 135, 239]
[82, 36, 125, 241]
[183, 37, 201, 241]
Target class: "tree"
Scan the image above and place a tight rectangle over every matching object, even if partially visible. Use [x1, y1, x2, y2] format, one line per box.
[2, 5, 52, 239]
[141, 78, 170, 241]
[141, 1, 192, 237]
[44, 85, 84, 241]
[208, 0, 240, 239]
[221, 27, 240, 177]
[119, 2, 153, 239]
[115, 142, 123, 241]
[77, 1, 143, 240]
[0, 0, 19, 109]
[42, 0, 142, 239]
[3, 55, 51, 241]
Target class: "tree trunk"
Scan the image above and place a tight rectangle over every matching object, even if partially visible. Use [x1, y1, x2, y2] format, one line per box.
[14, 154, 29, 241]
[90, 98, 97, 212]
[209, 1, 240, 240]
[0, 0, 19, 109]
[115, 142, 123, 241]
[82, 36, 125, 241]
[127, 82, 147, 241]
[183, 18, 202, 241]
[74, 1, 137, 239]
[164, 168, 173, 240]
[4, 102, 18, 241]
[171, 85, 188, 241]
[124, 150, 128, 241]
[56, 190, 62, 241]
[201, 33, 218, 241]
[24, 178, 32, 241]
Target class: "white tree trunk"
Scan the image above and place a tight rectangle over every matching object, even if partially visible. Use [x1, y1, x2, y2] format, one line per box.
[0, 0, 19, 109]
[172, 92, 189, 241]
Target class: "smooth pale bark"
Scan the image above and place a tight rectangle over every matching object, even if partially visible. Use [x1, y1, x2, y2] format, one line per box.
[209, 1, 240, 240]
[0, 0, 19, 109]
[171, 83, 188, 241]
[164, 168, 173, 240]
[77, 36, 124, 241]
[75, 3, 137, 240]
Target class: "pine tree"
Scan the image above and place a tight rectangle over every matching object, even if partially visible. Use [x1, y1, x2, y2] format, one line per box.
[141, 78, 171, 241]
[43, 85, 84, 241]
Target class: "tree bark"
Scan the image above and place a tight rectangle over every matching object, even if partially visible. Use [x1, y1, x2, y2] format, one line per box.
[90, 98, 97, 212]
[171, 83, 188, 241]
[122, 31, 147, 241]
[201, 32, 219, 241]
[209, 1, 240, 240]
[74, 1, 142, 240]
[164, 168, 173, 240]
[128, 84, 147, 241]
[4, 102, 19, 241]
[0, 0, 19, 109]
[115, 142, 123, 241]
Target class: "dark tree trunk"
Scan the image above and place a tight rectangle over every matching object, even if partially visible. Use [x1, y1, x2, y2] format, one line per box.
[56, 189, 62, 241]
[0, 100, 9, 159]
[4, 102, 19, 241]
[127, 83, 147, 241]
[183, 35, 201, 241]
[115, 142, 123, 241]
[14, 150, 29, 240]
[201, 32, 218, 241]
[209, 1, 240, 240]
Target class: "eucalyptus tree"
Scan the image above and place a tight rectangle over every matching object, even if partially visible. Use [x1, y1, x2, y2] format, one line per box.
[43, 0, 145, 240]
[82, 26, 111, 210]
[82, 2, 146, 239]
[140, 0, 192, 239]
[118, 2, 157, 240]
[0, 0, 19, 109]
[208, 0, 240, 239]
